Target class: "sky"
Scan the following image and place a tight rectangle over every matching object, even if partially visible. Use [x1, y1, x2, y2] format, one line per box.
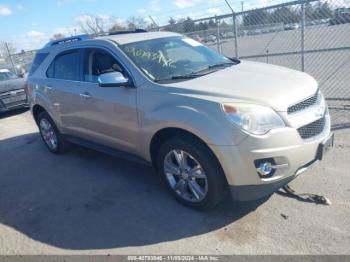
[0, 0, 277, 51]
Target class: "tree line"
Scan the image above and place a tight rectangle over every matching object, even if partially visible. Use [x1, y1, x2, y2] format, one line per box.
[51, 1, 337, 39]
[164, 2, 335, 33]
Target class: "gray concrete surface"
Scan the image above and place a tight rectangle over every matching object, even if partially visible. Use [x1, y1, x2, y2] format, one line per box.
[0, 109, 349, 255]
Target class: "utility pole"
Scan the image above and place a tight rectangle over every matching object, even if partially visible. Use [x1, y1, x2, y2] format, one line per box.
[241, 1, 244, 12]
[4, 42, 16, 74]
[224, 0, 239, 58]
[149, 16, 159, 31]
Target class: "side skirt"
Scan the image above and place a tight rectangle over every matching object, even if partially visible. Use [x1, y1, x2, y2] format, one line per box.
[64, 135, 151, 167]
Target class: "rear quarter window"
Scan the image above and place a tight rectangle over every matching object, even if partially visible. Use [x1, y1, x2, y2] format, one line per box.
[29, 53, 49, 76]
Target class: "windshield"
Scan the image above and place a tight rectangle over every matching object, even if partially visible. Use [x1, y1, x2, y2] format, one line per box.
[120, 36, 238, 83]
[0, 71, 18, 81]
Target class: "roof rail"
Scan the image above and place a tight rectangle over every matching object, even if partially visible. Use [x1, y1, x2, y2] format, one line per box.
[44, 34, 91, 48]
[108, 29, 148, 36]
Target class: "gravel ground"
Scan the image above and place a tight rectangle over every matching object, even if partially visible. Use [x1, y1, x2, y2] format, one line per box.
[0, 109, 349, 255]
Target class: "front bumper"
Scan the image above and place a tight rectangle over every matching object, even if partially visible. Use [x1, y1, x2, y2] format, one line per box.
[210, 116, 332, 202]
[0, 89, 28, 112]
[228, 157, 320, 201]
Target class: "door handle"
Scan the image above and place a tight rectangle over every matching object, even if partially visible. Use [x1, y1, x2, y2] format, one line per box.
[45, 85, 53, 92]
[80, 92, 92, 99]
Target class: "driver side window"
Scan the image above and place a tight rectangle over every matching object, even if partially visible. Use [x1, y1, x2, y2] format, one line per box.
[83, 48, 123, 83]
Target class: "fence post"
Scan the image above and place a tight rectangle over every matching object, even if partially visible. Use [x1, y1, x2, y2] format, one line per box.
[266, 49, 269, 64]
[215, 17, 222, 53]
[233, 14, 239, 59]
[300, 0, 305, 72]
[4, 42, 16, 74]
[224, 0, 239, 58]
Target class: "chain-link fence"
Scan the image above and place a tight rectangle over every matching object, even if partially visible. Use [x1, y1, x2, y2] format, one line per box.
[160, 0, 350, 129]
[1, 0, 349, 128]
[0, 47, 36, 75]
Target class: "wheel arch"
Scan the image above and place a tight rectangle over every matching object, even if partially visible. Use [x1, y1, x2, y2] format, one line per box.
[32, 104, 47, 124]
[149, 127, 224, 176]
[149, 127, 230, 204]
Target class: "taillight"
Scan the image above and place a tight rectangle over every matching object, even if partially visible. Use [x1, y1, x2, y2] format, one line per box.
[24, 81, 29, 95]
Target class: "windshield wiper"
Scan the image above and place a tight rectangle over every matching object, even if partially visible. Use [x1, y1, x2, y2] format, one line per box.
[191, 62, 235, 76]
[170, 73, 206, 80]
[208, 62, 235, 70]
[155, 72, 207, 82]
[155, 62, 235, 83]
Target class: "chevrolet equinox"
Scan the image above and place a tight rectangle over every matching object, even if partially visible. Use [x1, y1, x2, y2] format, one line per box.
[27, 31, 334, 209]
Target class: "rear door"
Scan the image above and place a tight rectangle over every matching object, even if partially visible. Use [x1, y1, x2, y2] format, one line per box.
[45, 49, 83, 134]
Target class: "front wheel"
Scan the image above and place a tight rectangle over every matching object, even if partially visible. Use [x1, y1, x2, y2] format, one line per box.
[157, 137, 228, 210]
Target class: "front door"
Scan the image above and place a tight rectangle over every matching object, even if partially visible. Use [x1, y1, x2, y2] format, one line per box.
[75, 48, 139, 154]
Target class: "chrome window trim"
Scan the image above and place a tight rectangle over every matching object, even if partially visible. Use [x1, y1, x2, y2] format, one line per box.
[76, 44, 137, 88]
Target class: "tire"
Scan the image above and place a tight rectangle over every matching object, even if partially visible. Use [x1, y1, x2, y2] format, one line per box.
[37, 111, 68, 154]
[157, 137, 228, 210]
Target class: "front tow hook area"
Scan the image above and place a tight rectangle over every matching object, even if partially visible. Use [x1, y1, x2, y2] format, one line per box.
[278, 184, 332, 205]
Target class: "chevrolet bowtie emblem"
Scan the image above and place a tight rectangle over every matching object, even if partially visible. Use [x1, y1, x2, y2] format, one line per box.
[315, 106, 325, 118]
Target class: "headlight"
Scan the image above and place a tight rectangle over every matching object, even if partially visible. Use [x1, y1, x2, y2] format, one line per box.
[317, 90, 326, 111]
[222, 103, 285, 135]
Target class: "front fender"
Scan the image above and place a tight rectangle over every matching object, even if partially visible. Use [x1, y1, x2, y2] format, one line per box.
[138, 101, 247, 161]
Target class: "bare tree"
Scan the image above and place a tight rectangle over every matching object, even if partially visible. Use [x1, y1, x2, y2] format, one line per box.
[109, 24, 126, 32]
[127, 16, 150, 30]
[109, 20, 127, 33]
[78, 15, 107, 35]
[51, 33, 66, 41]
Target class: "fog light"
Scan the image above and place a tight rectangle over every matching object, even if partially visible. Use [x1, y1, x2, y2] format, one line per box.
[257, 162, 274, 177]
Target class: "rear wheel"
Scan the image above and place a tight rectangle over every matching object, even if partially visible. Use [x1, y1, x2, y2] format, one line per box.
[157, 137, 228, 210]
[37, 111, 68, 154]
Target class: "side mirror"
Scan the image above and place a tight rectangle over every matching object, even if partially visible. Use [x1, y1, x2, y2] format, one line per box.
[98, 72, 131, 88]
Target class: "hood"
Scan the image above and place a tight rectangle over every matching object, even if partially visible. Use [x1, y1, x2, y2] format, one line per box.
[166, 61, 318, 112]
[0, 78, 26, 93]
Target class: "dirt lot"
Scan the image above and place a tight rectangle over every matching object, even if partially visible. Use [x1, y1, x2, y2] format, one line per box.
[0, 109, 349, 255]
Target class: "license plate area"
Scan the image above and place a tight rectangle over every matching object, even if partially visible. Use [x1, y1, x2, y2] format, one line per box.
[316, 133, 334, 160]
[3, 94, 26, 104]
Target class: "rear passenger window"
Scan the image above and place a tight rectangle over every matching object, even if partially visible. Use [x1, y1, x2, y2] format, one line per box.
[47, 51, 80, 81]
[29, 53, 48, 76]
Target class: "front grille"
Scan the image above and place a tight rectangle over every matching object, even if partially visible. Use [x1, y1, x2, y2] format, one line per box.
[288, 92, 318, 114]
[0, 90, 24, 98]
[0, 90, 27, 111]
[298, 117, 326, 139]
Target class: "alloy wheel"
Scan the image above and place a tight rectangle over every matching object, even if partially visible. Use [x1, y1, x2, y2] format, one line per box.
[39, 118, 58, 151]
[164, 149, 208, 202]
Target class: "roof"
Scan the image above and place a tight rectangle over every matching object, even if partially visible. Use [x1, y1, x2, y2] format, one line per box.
[41, 31, 182, 51]
[0, 69, 10, 73]
[99, 31, 181, 45]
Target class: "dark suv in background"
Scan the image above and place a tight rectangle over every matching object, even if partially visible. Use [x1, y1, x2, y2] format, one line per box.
[0, 69, 28, 113]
